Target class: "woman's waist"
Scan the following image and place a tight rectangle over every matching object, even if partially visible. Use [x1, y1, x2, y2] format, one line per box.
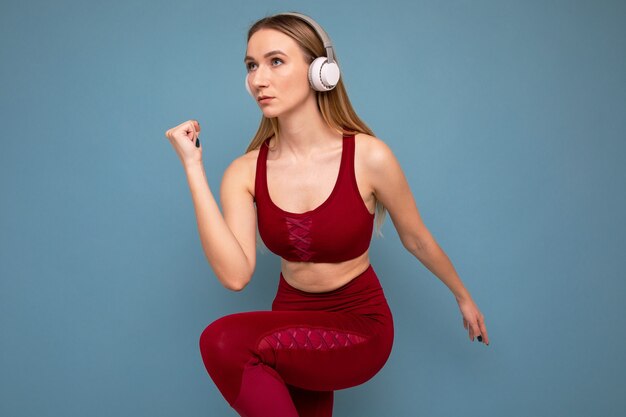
[279, 252, 371, 293]
[272, 263, 391, 317]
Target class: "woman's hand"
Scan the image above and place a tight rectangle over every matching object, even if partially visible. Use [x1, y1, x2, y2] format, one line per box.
[457, 297, 489, 345]
[164, 119, 203, 167]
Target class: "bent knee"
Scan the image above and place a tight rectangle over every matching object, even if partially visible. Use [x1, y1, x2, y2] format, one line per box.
[199, 316, 232, 362]
[199, 314, 260, 371]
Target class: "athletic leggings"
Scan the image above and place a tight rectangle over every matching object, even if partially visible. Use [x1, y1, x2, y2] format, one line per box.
[199, 264, 394, 417]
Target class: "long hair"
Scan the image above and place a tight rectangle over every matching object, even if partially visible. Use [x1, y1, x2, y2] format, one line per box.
[244, 13, 386, 235]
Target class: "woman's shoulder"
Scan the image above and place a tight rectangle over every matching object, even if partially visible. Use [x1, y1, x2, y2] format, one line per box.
[353, 132, 396, 169]
[353, 132, 386, 147]
[221, 146, 262, 192]
[225, 147, 260, 176]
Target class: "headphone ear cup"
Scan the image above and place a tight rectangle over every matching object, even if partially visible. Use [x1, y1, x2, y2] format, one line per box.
[245, 74, 253, 96]
[308, 57, 341, 91]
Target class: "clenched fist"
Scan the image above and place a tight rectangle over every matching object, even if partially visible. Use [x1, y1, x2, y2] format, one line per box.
[164, 119, 203, 167]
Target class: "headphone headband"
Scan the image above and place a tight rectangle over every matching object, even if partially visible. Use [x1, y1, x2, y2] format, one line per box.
[279, 12, 336, 64]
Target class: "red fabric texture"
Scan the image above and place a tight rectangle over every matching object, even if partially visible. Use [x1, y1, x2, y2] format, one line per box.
[254, 132, 375, 263]
[199, 265, 394, 417]
[257, 327, 367, 351]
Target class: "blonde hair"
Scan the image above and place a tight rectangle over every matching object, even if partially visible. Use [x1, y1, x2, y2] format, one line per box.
[244, 13, 386, 235]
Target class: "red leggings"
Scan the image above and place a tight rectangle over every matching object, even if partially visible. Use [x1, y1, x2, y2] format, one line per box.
[199, 264, 394, 417]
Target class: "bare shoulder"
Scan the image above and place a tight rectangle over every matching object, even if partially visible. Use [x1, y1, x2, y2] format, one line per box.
[354, 133, 397, 171]
[222, 148, 260, 196]
[226, 148, 260, 173]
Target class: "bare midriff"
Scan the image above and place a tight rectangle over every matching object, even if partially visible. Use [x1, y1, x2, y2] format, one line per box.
[280, 250, 371, 293]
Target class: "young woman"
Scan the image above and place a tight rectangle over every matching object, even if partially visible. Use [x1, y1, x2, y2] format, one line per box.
[165, 12, 489, 417]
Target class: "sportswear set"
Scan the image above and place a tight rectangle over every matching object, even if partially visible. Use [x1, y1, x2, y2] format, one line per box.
[199, 132, 394, 416]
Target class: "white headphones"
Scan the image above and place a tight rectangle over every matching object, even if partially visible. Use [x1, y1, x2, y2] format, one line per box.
[245, 12, 341, 96]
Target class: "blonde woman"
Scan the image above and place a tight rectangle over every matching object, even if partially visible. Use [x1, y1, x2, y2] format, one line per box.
[165, 12, 489, 417]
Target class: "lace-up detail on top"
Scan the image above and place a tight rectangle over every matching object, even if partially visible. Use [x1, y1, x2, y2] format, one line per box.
[284, 216, 314, 261]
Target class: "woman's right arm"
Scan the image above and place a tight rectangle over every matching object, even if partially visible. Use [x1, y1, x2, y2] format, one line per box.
[165, 120, 256, 291]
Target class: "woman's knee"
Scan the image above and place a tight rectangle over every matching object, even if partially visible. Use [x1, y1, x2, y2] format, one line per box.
[198, 313, 266, 405]
[199, 315, 234, 365]
[199, 313, 260, 372]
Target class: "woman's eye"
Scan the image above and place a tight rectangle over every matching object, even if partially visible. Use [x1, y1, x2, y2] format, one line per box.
[246, 62, 257, 72]
[271, 58, 283, 66]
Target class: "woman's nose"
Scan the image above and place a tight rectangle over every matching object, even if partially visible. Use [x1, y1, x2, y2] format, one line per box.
[250, 65, 270, 89]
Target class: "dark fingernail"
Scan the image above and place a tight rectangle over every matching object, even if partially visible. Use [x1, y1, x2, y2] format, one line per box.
[477, 336, 483, 342]
[195, 137, 200, 148]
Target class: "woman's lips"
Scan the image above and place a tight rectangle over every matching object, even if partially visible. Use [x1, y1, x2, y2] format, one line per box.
[258, 96, 274, 104]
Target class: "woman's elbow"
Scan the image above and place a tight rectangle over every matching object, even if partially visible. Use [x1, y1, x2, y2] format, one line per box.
[219, 272, 252, 292]
[401, 233, 430, 258]
[213, 260, 254, 291]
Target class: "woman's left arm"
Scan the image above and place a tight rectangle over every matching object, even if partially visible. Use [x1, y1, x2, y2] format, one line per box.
[362, 136, 489, 345]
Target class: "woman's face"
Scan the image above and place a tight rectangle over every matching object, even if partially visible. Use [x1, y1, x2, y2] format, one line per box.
[245, 28, 314, 119]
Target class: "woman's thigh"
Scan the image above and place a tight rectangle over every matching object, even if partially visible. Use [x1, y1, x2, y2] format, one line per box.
[199, 309, 392, 400]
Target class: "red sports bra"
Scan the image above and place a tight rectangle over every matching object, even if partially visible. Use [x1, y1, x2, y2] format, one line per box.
[254, 132, 375, 263]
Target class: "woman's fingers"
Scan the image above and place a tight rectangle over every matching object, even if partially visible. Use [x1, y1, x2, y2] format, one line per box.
[192, 119, 201, 135]
[469, 315, 489, 345]
[467, 320, 480, 342]
[164, 119, 203, 166]
[189, 120, 201, 148]
[458, 298, 489, 346]
[186, 120, 198, 140]
[477, 315, 489, 345]
[164, 119, 201, 140]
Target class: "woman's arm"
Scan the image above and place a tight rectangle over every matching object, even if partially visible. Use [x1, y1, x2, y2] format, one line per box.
[165, 120, 256, 291]
[184, 157, 257, 291]
[360, 135, 489, 344]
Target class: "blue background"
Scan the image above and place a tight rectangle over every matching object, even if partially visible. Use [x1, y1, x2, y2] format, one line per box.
[1, 0, 625, 416]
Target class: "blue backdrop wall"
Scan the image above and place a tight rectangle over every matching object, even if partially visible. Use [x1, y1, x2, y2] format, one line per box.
[1, 0, 625, 416]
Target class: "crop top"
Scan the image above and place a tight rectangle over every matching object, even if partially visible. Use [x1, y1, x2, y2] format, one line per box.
[254, 132, 375, 263]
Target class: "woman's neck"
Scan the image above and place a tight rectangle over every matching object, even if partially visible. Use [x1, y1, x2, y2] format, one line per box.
[275, 97, 341, 158]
